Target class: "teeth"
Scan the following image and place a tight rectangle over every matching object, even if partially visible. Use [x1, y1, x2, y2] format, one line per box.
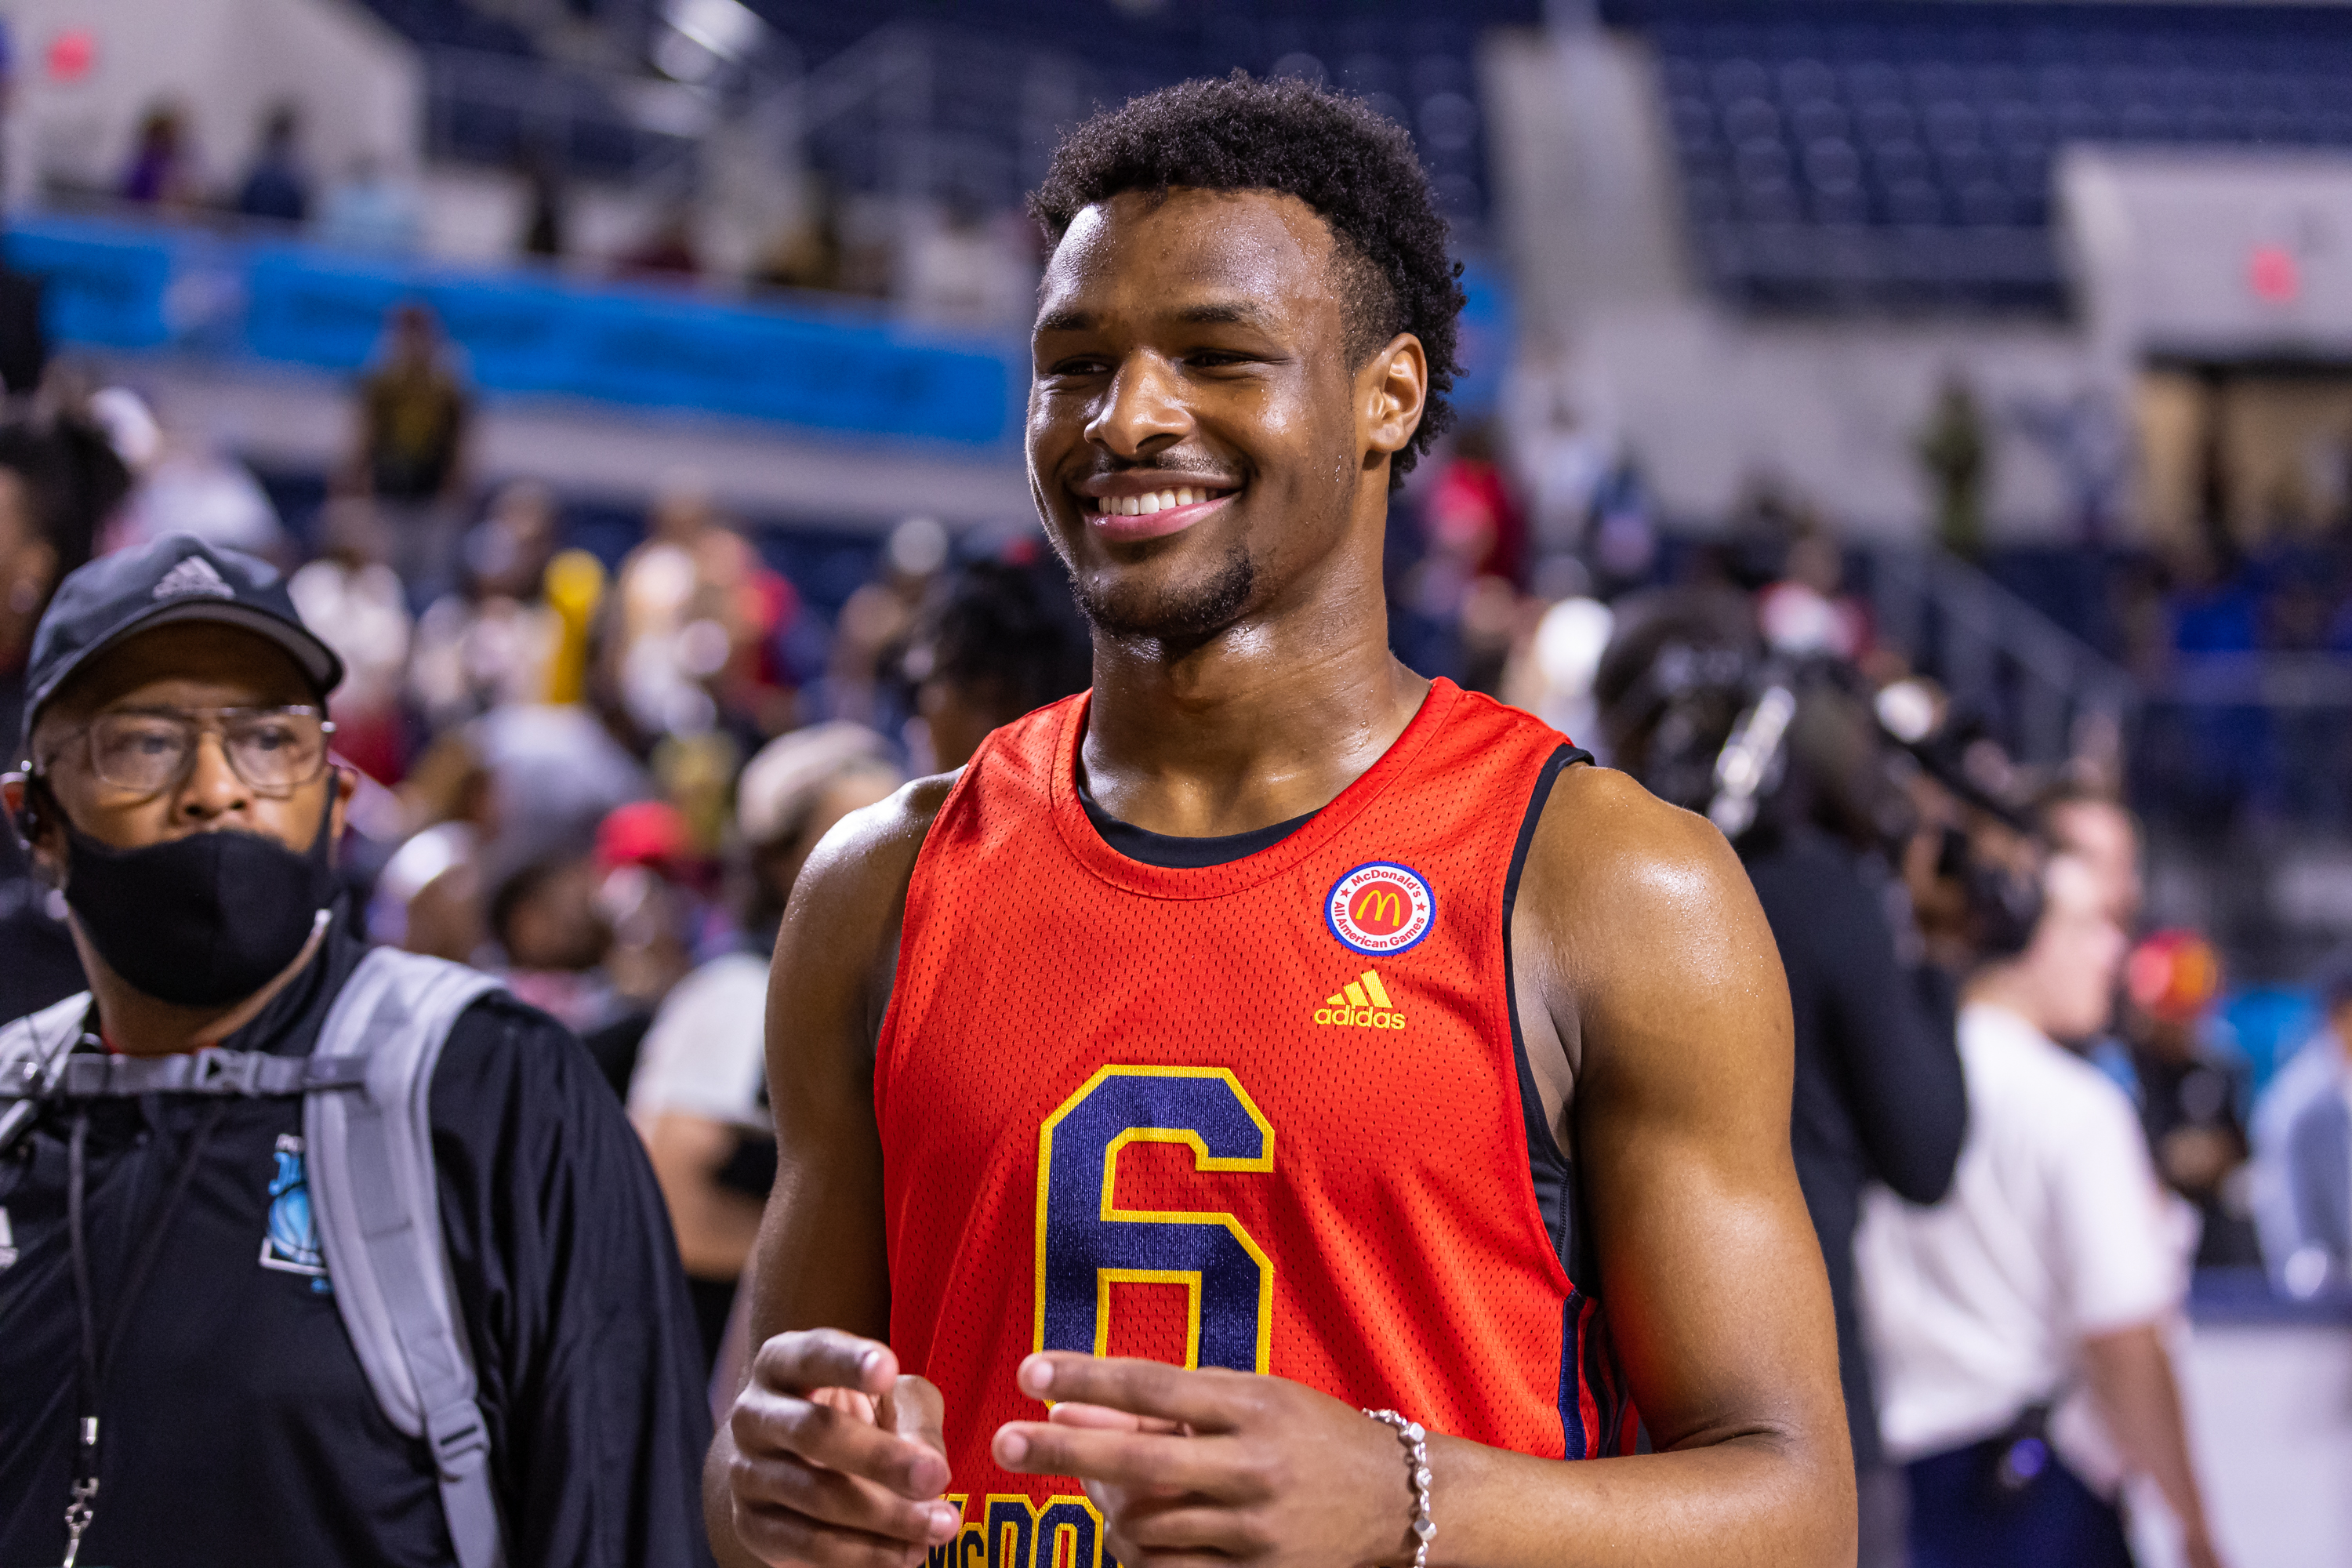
[1089, 487, 1229, 517]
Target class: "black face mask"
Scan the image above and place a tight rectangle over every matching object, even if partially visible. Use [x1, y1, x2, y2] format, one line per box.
[58, 796, 338, 1007]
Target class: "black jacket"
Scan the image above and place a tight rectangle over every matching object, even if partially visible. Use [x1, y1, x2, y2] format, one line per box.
[0, 910, 716, 1566]
[1744, 828, 1966, 1472]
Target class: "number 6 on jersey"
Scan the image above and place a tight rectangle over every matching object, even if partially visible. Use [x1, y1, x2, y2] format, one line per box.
[1033, 1066, 1275, 1374]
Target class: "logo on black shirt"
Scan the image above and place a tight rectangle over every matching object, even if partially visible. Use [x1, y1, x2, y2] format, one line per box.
[260, 1133, 331, 1291]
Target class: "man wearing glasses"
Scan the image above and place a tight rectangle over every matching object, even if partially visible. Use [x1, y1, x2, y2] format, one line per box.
[0, 535, 714, 1566]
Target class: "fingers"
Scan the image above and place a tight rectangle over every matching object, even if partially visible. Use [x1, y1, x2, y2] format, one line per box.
[728, 1497, 951, 1568]
[755, 1327, 902, 1402]
[728, 1446, 960, 1548]
[1046, 1402, 1150, 1432]
[732, 1381, 951, 1501]
[992, 1420, 1261, 1503]
[1018, 1354, 1250, 1433]
[884, 1374, 947, 1458]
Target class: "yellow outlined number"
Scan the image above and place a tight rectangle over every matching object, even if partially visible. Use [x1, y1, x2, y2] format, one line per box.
[1033, 1066, 1275, 1374]
[927, 1494, 1102, 1568]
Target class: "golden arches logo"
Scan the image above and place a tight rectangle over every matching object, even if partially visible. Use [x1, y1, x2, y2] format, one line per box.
[1350, 886, 1405, 933]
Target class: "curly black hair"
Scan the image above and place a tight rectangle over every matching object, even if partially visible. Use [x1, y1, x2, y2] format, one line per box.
[1029, 72, 1465, 485]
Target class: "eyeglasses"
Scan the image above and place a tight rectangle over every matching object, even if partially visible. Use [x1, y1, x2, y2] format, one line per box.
[41, 706, 336, 797]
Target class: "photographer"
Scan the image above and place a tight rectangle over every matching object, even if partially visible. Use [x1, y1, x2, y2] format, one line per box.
[1857, 848, 2226, 1568]
[1597, 590, 1967, 1566]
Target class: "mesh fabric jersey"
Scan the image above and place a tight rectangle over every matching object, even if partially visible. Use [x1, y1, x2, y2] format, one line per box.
[877, 677, 1634, 1553]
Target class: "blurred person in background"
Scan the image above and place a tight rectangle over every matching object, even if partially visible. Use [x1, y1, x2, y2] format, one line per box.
[822, 514, 947, 724]
[1859, 854, 2225, 1568]
[581, 797, 708, 1099]
[608, 479, 798, 744]
[1918, 373, 1989, 561]
[2114, 930, 2260, 1269]
[517, 143, 568, 260]
[2042, 779, 2144, 927]
[372, 731, 495, 960]
[92, 387, 289, 564]
[1596, 590, 1967, 1568]
[485, 840, 617, 1037]
[233, 102, 310, 225]
[347, 304, 471, 604]
[118, 101, 196, 209]
[409, 480, 564, 729]
[286, 499, 410, 784]
[897, 556, 1091, 771]
[627, 722, 900, 1364]
[0, 416, 129, 1020]
[2252, 949, 2352, 1298]
[1759, 528, 1871, 665]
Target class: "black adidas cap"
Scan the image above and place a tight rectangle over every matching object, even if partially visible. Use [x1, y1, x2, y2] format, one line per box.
[17, 533, 344, 763]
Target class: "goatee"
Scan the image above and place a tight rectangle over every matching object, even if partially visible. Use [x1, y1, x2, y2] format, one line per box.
[1069, 545, 1257, 650]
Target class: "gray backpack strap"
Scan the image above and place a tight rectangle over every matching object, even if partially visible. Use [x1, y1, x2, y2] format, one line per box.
[0, 992, 93, 1080]
[0, 993, 93, 1153]
[305, 948, 507, 1568]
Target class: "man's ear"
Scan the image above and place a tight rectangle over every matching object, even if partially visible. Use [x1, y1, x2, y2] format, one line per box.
[3, 771, 66, 884]
[325, 764, 359, 858]
[1359, 331, 1429, 467]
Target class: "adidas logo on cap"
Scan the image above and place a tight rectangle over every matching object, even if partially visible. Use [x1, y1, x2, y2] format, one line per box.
[1312, 968, 1406, 1030]
[151, 554, 235, 601]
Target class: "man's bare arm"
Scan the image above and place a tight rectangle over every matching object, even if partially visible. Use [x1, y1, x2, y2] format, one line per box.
[703, 777, 962, 1568]
[1431, 765, 1855, 1563]
[2082, 1323, 2227, 1568]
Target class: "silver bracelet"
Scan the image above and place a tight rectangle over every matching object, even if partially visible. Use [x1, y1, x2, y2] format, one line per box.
[1364, 1408, 1435, 1567]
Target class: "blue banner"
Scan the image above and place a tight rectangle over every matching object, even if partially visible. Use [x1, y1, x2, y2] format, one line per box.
[5, 215, 1016, 446]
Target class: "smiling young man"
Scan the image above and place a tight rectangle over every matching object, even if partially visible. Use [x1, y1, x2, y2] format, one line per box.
[714, 78, 1851, 1567]
[0, 535, 713, 1566]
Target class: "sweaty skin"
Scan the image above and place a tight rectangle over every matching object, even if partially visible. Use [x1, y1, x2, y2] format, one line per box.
[4, 622, 355, 1058]
[710, 188, 1852, 1567]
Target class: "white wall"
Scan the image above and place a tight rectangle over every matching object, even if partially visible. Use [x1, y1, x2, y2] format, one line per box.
[2, 0, 421, 206]
[2063, 146, 2352, 369]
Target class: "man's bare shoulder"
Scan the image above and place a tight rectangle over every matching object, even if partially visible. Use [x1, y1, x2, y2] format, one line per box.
[1524, 761, 1751, 915]
[1516, 763, 1783, 1057]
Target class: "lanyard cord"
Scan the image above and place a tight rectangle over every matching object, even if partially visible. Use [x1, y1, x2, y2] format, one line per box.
[62, 1096, 230, 1555]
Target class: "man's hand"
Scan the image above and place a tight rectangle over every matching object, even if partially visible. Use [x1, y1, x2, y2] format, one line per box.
[992, 1353, 1418, 1566]
[725, 1328, 960, 1566]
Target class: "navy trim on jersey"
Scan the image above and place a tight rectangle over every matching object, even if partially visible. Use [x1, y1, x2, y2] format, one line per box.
[1501, 744, 1588, 1280]
[1076, 780, 1315, 869]
[1500, 742, 1638, 1461]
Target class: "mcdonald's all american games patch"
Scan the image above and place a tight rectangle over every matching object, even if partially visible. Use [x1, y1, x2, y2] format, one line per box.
[1325, 862, 1434, 956]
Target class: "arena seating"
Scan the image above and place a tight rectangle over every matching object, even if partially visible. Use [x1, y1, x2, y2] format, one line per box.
[348, 0, 535, 56]
[743, 0, 1534, 235]
[1603, 0, 2352, 310]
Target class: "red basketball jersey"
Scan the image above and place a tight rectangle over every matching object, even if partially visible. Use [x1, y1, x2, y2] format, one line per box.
[877, 678, 1634, 1559]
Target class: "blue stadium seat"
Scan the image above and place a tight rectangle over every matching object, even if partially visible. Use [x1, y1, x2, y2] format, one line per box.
[1606, 0, 2352, 310]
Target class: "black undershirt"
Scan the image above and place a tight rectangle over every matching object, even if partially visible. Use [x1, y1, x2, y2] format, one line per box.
[1076, 779, 1316, 869]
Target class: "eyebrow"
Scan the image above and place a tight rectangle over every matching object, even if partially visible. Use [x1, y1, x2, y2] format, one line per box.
[1033, 299, 1278, 336]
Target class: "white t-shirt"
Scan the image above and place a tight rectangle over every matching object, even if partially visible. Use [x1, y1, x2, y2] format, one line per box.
[1857, 1001, 2189, 1468]
[626, 952, 771, 1133]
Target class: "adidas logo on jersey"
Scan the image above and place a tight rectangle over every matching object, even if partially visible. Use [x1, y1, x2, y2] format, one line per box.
[1314, 968, 1406, 1030]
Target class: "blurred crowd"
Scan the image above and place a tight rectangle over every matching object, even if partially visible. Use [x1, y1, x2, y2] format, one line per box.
[0, 301, 1091, 1363]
